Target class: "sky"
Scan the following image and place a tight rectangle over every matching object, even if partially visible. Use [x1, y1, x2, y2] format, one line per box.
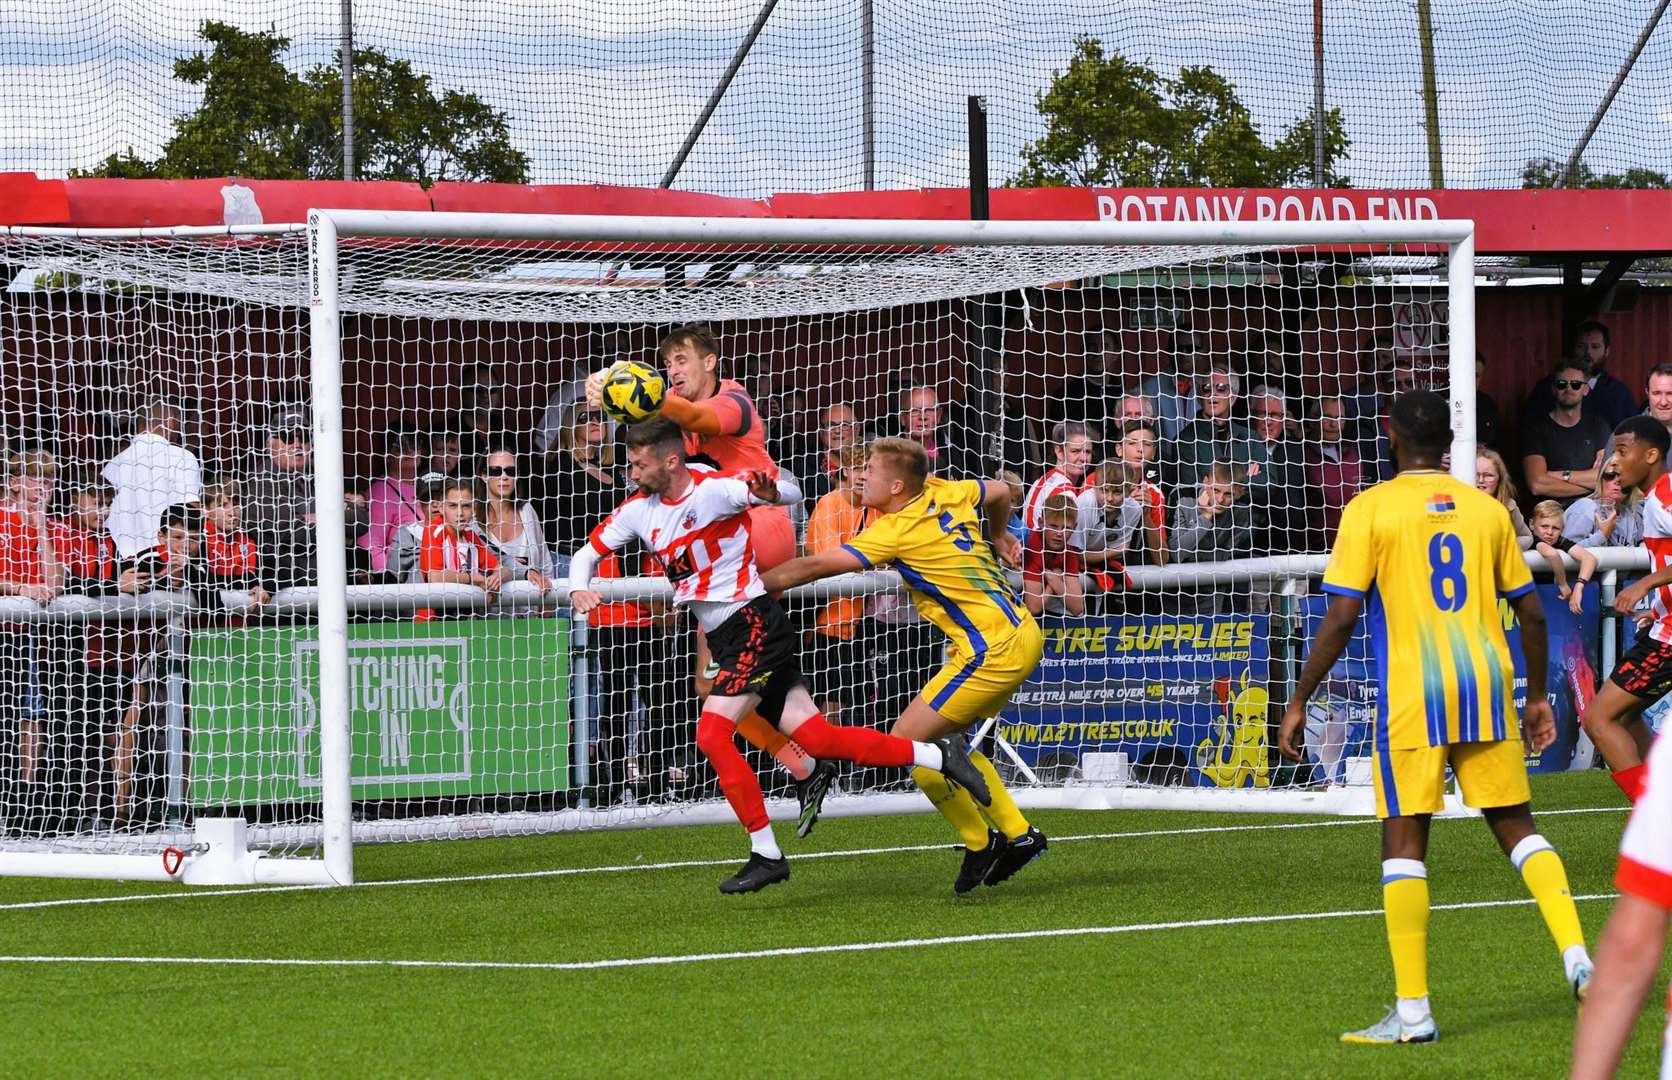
[2, 0, 1670, 195]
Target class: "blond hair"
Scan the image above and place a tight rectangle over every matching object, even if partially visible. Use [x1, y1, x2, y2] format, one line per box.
[8, 449, 56, 480]
[559, 400, 615, 467]
[867, 436, 929, 491]
[1041, 490, 1078, 526]
[1476, 448, 1519, 509]
[1529, 499, 1565, 525]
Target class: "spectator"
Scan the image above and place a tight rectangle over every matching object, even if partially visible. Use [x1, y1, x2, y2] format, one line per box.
[794, 403, 864, 505]
[1564, 463, 1643, 549]
[1159, 363, 1269, 499]
[1135, 323, 1209, 440]
[1090, 461, 1164, 571]
[1022, 491, 1086, 617]
[1522, 360, 1611, 507]
[242, 404, 370, 591]
[359, 429, 429, 574]
[1022, 421, 1097, 543]
[0, 450, 63, 813]
[1475, 448, 1534, 549]
[994, 469, 1027, 545]
[1056, 329, 1133, 440]
[103, 399, 202, 558]
[50, 480, 125, 595]
[478, 447, 554, 594]
[1522, 320, 1638, 430]
[428, 433, 465, 478]
[763, 386, 816, 472]
[1169, 462, 1255, 614]
[1530, 499, 1598, 616]
[897, 384, 981, 478]
[531, 360, 596, 456]
[803, 443, 875, 723]
[201, 479, 271, 604]
[540, 401, 622, 572]
[1246, 387, 1318, 554]
[386, 472, 448, 585]
[457, 368, 513, 464]
[1475, 351, 1503, 450]
[1309, 396, 1370, 539]
[1644, 362, 1672, 436]
[1114, 422, 1168, 564]
[419, 478, 506, 609]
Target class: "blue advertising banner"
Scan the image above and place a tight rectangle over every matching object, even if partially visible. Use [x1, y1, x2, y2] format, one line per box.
[1299, 583, 1599, 773]
[995, 614, 1271, 788]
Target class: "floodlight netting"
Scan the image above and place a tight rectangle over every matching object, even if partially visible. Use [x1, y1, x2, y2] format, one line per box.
[0, 225, 1458, 864]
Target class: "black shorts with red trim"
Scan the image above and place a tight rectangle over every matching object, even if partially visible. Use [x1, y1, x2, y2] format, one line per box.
[706, 595, 805, 724]
[1608, 634, 1672, 701]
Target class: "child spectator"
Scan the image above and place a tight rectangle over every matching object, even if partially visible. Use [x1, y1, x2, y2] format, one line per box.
[50, 481, 124, 594]
[386, 472, 447, 585]
[1116, 421, 1168, 564]
[1170, 462, 1255, 614]
[1476, 448, 1534, 549]
[994, 469, 1027, 545]
[1023, 491, 1086, 617]
[1530, 499, 1598, 615]
[202, 480, 270, 604]
[419, 478, 505, 602]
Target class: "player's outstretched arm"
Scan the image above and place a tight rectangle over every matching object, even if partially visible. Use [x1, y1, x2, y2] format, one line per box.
[655, 392, 725, 435]
[1277, 593, 1362, 761]
[760, 547, 865, 593]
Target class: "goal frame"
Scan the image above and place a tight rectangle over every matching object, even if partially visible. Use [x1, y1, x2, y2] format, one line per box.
[0, 211, 1478, 885]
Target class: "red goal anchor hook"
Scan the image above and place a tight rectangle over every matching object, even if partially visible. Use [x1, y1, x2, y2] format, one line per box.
[162, 847, 185, 876]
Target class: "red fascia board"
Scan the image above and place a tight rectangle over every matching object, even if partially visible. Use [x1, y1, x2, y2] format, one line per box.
[0, 173, 70, 226]
[430, 182, 771, 217]
[59, 177, 426, 229]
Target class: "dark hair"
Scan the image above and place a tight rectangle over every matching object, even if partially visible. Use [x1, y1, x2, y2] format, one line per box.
[1575, 320, 1611, 350]
[159, 502, 203, 534]
[1614, 414, 1672, 458]
[1552, 358, 1588, 379]
[1648, 362, 1672, 386]
[1388, 390, 1452, 456]
[657, 324, 721, 363]
[440, 476, 478, 500]
[623, 418, 687, 458]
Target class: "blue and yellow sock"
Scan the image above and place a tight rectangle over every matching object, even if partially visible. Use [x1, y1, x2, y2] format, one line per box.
[1382, 858, 1431, 1014]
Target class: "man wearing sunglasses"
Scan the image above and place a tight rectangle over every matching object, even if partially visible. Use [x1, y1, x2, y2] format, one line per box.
[1522, 361, 1612, 508]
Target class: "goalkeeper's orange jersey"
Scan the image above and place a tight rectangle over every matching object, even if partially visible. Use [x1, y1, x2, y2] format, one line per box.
[841, 477, 1030, 660]
[1321, 469, 1534, 750]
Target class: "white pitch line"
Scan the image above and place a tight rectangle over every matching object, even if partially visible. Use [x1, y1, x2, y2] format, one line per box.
[0, 804, 1626, 914]
[0, 893, 1621, 973]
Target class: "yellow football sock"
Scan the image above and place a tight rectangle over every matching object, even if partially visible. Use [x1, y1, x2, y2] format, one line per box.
[913, 765, 992, 850]
[1382, 861, 1430, 1001]
[969, 751, 1030, 840]
[1516, 839, 1586, 954]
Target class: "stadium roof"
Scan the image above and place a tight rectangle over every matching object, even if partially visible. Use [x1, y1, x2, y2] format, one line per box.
[3, 172, 1670, 256]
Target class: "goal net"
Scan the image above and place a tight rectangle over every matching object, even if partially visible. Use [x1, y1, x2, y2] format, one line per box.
[0, 213, 1474, 884]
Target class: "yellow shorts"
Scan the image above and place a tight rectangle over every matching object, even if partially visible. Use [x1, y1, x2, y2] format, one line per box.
[921, 620, 1045, 728]
[1373, 738, 1531, 819]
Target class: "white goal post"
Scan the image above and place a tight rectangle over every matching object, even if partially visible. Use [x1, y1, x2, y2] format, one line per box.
[0, 211, 1478, 886]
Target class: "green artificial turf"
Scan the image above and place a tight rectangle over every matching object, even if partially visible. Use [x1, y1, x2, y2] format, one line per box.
[0, 771, 1659, 1078]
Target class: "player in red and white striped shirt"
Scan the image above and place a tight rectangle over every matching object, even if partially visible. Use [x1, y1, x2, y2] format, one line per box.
[568, 420, 991, 894]
[1572, 723, 1672, 1078]
[1581, 416, 1672, 802]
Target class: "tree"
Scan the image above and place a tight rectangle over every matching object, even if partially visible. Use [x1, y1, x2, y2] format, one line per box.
[1015, 37, 1350, 188]
[79, 21, 529, 185]
[1522, 156, 1671, 190]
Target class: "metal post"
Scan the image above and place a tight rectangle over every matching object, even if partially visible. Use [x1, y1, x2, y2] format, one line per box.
[968, 96, 999, 466]
[1446, 231, 1477, 485]
[163, 615, 188, 826]
[1561, 0, 1670, 187]
[861, 0, 875, 190]
[660, 0, 781, 188]
[571, 612, 592, 807]
[1312, 0, 1326, 185]
[968, 96, 989, 221]
[307, 211, 355, 886]
[340, 0, 355, 181]
[1416, 0, 1444, 188]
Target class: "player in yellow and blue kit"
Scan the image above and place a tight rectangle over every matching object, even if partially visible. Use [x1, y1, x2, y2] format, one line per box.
[1279, 391, 1592, 1044]
[762, 436, 1046, 894]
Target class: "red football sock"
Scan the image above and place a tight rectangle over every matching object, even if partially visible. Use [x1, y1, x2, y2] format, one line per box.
[696, 711, 769, 833]
[787, 713, 913, 768]
[1613, 763, 1649, 803]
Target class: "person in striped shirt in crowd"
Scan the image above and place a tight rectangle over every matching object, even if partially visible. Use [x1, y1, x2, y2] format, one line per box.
[202, 479, 270, 605]
[1581, 415, 1672, 802]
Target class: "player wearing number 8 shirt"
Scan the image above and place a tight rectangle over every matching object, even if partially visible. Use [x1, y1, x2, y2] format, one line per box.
[1279, 391, 1591, 1045]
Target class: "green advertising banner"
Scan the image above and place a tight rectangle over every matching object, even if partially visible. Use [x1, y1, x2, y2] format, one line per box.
[189, 617, 569, 806]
